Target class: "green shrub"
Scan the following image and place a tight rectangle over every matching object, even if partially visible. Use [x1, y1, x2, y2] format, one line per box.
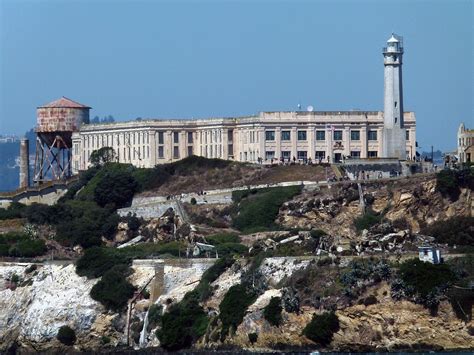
[263, 297, 283, 327]
[219, 284, 257, 338]
[354, 211, 382, 231]
[205, 233, 240, 245]
[421, 216, 474, 246]
[0, 202, 26, 220]
[303, 312, 340, 345]
[101, 335, 111, 345]
[232, 186, 302, 232]
[193, 257, 234, 302]
[436, 167, 474, 200]
[147, 304, 162, 332]
[94, 167, 138, 208]
[54, 200, 118, 248]
[248, 332, 258, 344]
[190, 197, 197, 205]
[57, 325, 76, 346]
[397, 258, 456, 299]
[90, 265, 135, 311]
[215, 243, 247, 258]
[0, 232, 47, 258]
[75, 247, 129, 279]
[157, 292, 208, 351]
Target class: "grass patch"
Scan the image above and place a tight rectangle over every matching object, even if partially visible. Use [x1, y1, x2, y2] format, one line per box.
[231, 186, 302, 233]
[354, 210, 383, 231]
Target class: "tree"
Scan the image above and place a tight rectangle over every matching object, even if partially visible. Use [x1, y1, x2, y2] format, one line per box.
[90, 147, 116, 167]
[94, 168, 138, 208]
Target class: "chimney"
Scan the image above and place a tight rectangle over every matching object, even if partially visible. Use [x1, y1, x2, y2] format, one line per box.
[19, 138, 30, 189]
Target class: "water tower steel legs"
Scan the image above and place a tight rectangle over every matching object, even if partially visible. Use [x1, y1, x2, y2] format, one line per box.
[33, 135, 73, 184]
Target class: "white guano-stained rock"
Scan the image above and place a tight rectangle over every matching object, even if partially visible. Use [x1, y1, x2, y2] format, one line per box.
[0, 263, 102, 349]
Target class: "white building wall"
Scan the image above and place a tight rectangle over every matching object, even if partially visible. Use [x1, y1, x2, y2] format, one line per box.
[71, 111, 416, 173]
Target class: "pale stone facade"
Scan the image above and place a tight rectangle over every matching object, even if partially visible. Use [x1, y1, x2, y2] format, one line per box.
[457, 123, 474, 163]
[71, 110, 416, 172]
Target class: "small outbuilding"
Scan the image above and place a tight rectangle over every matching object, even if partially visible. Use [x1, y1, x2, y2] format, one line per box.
[418, 246, 442, 264]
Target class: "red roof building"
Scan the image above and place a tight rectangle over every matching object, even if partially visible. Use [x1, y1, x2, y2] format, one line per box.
[38, 96, 91, 109]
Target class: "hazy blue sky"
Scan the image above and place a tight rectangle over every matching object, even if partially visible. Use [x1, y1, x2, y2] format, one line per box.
[0, 0, 472, 152]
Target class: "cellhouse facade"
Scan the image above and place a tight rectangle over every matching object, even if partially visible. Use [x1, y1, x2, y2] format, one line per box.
[70, 34, 416, 173]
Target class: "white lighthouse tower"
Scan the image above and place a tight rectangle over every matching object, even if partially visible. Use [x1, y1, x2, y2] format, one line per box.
[382, 33, 406, 159]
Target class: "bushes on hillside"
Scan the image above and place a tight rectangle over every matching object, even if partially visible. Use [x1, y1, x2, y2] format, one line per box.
[54, 200, 118, 248]
[0, 202, 26, 220]
[391, 258, 456, 309]
[157, 292, 209, 351]
[421, 216, 474, 247]
[90, 265, 136, 311]
[94, 168, 138, 208]
[232, 186, 302, 232]
[57, 325, 76, 346]
[193, 257, 235, 302]
[263, 297, 283, 327]
[340, 258, 391, 298]
[76, 247, 129, 278]
[0, 232, 46, 258]
[303, 312, 340, 345]
[219, 284, 257, 338]
[436, 167, 474, 200]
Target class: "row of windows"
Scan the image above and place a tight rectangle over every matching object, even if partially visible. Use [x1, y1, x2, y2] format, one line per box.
[264, 150, 378, 160]
[157, 145, 195, 159]
[265, 130, 380, 142]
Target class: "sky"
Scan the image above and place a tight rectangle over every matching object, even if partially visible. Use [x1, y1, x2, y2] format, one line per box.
[0, 0, 472, 152]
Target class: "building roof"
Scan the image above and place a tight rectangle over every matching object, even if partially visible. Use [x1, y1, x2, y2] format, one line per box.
[38, 96, 91, 109]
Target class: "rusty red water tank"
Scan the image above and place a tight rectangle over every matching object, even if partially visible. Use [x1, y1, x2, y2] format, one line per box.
[36, 96, 91, 133]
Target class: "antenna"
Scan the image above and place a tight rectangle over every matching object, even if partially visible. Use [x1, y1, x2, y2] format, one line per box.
[307, 105, 314, 112]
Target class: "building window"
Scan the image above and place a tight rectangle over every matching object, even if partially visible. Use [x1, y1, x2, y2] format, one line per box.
[333, 130, 343, 141]
[297, 151, 307, 161]
[368, 151, 378, 158]
[315, 151, 326, 159]
[281, 130, 291, 141]
[228, 144, 233, 156]
[228, 130, 233, 142]
[188, 132, 193, 143]
[350, 130, 360, 141]
[316, 131, 325, 141]
[368, 130, 378, 141]
[297, 130, 307, 141]
[158, 132, 164, 144]
[173, 132, 179, 144]
[265, 130, 275, 141]
[406, 130, 409, 140]
[158, 146, 164, 158]
[187, 146, 193, 156]
[173, 146, 179, 159]
[350, 151, 361, 158]
[265, 151, 275, 160]
[281, 151, 291, 160]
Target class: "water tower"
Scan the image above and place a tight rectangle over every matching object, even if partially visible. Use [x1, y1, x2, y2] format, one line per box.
[33, 97, 90, 184]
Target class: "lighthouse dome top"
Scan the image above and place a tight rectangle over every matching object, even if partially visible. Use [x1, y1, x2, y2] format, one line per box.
[387, 34, 399, 43]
